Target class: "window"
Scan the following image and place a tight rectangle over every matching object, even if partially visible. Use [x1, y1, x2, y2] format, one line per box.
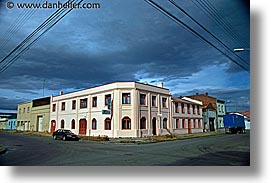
[19, 109, 21, 114]
[61, 119, 65, 128]
[72, 100, 76, 110]
[140, 117, 146, 129]
[194, 119, 197, 128]
[193, 105, 196, 114]
[197, 106, 200, 115]
[162, 97, 167, 108]
[198, 119, 202, 128]
[182, 119, 185, 128]
[122, 117, 131, 130]
[175, 119, 180, 129]
[175, 102, 179, 113]
[181, 103, 185, 113]
[152, 96, 157, 107]
[104, 118, 111, 130]
[80, 98, 88, 109]
[105, 94, 111, 107]
[27, 107, 30, 113]
[92, 97, 97, 107]
[92, 118, 97, 130]
[71, 119, 75, 129]
[163, 118, 167, 129]
[61, 102, 65, 111]
[52, 104, 56, 112]
[140, 94, 146, 105]
[187, 104, 190, 114]
[23, 108, 25, 113]
[122, 93, 131, 104]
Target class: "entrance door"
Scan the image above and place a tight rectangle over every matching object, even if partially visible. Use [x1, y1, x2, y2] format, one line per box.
[38, 116, 43, 132]
[79, 119, 87, 135]
[209, 118, 215, 131]
[152, 117, 157, 135]
[188, 119, 192, 134]
[50, 120, 56, 133]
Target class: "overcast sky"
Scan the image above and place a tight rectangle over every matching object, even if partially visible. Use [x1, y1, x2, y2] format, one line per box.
[0, 0, 250, 113]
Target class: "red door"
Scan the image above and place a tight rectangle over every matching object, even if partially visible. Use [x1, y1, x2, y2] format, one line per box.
[188, 119, 192, 134]
[50, 120, 56, 133]
[79, 119, 87, 135]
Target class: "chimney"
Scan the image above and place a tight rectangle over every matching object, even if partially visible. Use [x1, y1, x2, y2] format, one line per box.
[157, 82, 163, 88]
[60, 91, 63, 95]
[205, 92, 208, 96]
[196, 93, 199, 95]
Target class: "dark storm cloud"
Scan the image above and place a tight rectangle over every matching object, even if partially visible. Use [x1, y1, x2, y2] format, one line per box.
[0, 97, 25, 110]
[0, 0, 250, 110]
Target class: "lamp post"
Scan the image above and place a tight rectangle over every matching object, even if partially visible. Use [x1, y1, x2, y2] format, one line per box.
[233, 48, 250, 52]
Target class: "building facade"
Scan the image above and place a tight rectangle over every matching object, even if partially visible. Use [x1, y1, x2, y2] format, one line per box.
[30, 97, 51, 132]
[6, 114, 17, 130]
[17, 101, 32, 131]
[188, 93, 218, 132]
[171, 97, 203, 134]
[217, 100, 226, 129]
[50, 82, 172, 138]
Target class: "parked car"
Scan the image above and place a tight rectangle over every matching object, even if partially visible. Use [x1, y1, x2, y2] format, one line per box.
[52, 129, 80, 141]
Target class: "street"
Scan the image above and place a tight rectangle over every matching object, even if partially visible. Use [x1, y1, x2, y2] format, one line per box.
[0, 132, 250, 166]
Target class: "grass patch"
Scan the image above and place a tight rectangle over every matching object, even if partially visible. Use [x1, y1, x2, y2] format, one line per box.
[80, 135, 109, 141]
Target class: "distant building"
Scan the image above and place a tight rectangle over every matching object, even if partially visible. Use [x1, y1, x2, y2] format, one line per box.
[171, 97, 203, 134]
[6, 114, 17, 130]
[50, 82, 172, 137]
[17, 97, 51, 132]
[217, 100, 226, 129]
[17, 101, 32, 131]
[238, 110, 250, 130]
[188, 93, 219, 132]
[30, 97, 50, 132]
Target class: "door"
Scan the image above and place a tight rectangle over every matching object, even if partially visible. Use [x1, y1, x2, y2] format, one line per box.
[50, 120, 56, 133]
[209, 118, 215, 131]
[188, 119, 192, 134]
[152, 117, 157, 135]
[79, 119, 87, 135]
[38, 116, 43, 132]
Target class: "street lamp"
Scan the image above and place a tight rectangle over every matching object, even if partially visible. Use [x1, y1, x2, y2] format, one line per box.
[233, 48, 250, 52]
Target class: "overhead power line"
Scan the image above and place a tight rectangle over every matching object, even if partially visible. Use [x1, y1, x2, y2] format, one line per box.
[0, 0, 44, 52]
[192, 0, 249, 48]
[0, 0, 82, 73]
[144, 0, 249, 72]
[167, 0, 249, 69]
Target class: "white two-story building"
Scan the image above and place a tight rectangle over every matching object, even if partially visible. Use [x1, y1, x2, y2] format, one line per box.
[50, 82, 172, 138]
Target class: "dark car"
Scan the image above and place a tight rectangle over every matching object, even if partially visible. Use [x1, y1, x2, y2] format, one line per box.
[52, 129, 80, 141]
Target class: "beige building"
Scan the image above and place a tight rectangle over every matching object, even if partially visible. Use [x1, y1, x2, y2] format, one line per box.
[30, 97, 51, 132]
[17, 97, 51, 132]
[50, 82, 172, 138]
[171, 97, 203, 134]
[17, 101, 32, 131]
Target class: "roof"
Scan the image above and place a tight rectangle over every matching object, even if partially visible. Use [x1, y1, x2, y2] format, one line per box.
[53, 81, 170, 97]
[171, 97, 202, 105]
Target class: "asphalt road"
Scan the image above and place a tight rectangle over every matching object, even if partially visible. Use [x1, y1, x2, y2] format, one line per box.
[0, 131, 250, 166]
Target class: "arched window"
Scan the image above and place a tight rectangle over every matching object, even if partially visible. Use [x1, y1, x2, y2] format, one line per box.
[163, 118, 167, 129]
[71, 119, 75, 129]
[122, 117, 131, 130]
[92, 118, 97, 130]
[140, 117, 146, 129]
[61, 119, 65, 128]
[104, 118, 111, 130]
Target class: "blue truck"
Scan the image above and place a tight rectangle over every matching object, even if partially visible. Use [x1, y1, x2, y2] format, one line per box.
[223, 114, 246, 134]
